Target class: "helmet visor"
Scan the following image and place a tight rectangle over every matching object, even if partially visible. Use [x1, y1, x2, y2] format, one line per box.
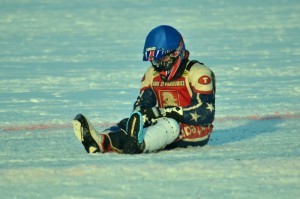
[143, 49, 174, 61]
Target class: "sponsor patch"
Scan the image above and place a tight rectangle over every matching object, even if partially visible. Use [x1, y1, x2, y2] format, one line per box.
[198, 75, 211, 85]
[179, 124, 213, 141]
[159, 90, 179, 107]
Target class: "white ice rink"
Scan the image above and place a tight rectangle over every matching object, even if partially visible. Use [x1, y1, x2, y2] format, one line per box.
[0, 0, 299, 198]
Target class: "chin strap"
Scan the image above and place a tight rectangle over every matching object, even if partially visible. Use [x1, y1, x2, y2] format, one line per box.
[159, 50, 190, 81]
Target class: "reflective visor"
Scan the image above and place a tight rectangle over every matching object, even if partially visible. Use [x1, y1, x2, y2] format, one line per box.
[143, 49, 173, 61]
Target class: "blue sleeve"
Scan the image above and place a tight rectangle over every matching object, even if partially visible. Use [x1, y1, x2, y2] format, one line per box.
[181, 64, 216, 126]
[182, 92, 215, 126]
[133, 88, 157, 110]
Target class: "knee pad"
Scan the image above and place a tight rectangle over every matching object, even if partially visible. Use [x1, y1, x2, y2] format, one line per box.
[143, 117, 180, 152]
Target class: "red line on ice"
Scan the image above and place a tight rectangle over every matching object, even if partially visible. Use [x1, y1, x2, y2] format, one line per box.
[1, 112, 299, 132]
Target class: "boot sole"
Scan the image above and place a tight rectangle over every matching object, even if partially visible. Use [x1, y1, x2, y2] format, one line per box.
[73, 114, 103, 153]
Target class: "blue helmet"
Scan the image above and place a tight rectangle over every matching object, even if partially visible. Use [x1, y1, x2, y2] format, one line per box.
[143, 25, 186, 81]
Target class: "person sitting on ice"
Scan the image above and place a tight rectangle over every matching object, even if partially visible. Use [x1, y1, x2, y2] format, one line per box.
[73, 25, 216, 154]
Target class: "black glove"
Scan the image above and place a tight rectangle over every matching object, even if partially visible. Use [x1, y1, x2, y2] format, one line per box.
[140, 106, 183, 126]
[161, 106, 183, 122]
[140, 107, 163, 126]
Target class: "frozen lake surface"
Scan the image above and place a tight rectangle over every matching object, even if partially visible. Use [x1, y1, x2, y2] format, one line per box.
[0, 0, 299, 198]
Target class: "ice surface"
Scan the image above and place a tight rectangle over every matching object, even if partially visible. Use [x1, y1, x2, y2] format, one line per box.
[0, 0, 299, 198]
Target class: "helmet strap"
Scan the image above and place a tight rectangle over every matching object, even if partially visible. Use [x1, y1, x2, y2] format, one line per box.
[159, 50, 189, 81]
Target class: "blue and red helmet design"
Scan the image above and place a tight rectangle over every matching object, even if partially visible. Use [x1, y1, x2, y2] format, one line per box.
[143, 25, 186, 81]
[143, 25, 185, 61]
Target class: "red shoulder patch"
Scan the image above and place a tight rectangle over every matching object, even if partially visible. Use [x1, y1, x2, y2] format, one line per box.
[198, 75, 211, 85]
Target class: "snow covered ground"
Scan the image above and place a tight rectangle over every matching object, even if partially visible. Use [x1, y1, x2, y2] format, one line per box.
[0, 0, 299, 198]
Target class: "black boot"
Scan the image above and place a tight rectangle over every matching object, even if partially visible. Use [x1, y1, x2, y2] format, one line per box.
[123, 111, 145, 154]
[73, 114, 103, 153]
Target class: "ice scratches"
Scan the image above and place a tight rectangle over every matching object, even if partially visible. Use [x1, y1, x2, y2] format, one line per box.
[1, 165, 101, 183]
[216, 112, 300, 123]
[30, 98, 46, 103]
[9, 98, 45, 103]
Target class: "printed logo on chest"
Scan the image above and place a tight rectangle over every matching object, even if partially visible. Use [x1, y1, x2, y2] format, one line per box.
[153, 81, 185, 87]
[159, 90, 180, 107]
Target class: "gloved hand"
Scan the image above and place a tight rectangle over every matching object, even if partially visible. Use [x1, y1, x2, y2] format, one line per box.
[140, 107, 163, 126]
[140, 106, 183, 126]
[161, 106, 183, 122]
